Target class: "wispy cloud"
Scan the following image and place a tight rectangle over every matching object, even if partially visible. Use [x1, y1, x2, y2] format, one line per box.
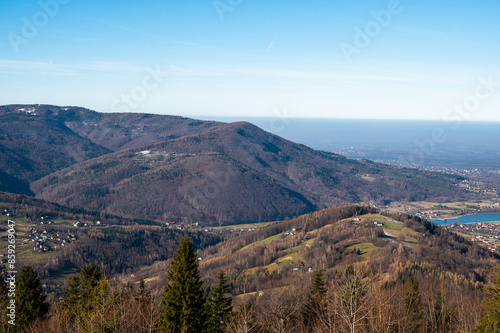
[62, 36, 107, 43]
[0, 59, 489, 89]
[391, 25, 445, 36]
[103, 22, 216, 48]
[266, 35, 278, 52]
[0, 60, 143, 76]
[174, 64, 420, 83]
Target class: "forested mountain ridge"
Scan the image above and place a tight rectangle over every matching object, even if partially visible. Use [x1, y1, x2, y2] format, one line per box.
[197, 204, 498, 297]
[91, 205, 499, 332]
[0, 104, 221, 196]
[1, 104, 472, 224]
[0, 191, 222, 285]
[33, 119, 469, 224]
[0, 104, 222, 152]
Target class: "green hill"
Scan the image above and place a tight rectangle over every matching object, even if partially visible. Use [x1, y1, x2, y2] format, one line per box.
[196, 205, 498, 298]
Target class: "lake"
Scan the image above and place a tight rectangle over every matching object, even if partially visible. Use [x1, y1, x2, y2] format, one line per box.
[432, 213, 500, 225]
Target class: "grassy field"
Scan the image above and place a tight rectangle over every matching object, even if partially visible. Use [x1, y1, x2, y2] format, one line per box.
[214, 221, 277, 231]
[353, 214, 422, 244]
[237, 213, 425, 274]
[232, 285, 290, 305]
[237, 233, 282, 252]
[243, 251, 305, 275]
[346, 242, 376, 259]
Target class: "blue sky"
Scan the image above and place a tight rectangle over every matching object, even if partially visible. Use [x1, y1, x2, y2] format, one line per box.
[1, 0, 499, 120]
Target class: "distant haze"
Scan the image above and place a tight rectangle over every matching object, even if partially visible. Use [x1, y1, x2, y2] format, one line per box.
[197, 117, 500, 170]
[1, 1, 499, 120]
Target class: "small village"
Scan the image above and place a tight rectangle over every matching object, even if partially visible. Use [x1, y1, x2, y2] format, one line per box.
[24, 225, 78, 253]
[0, 208, 107, 255]
[25, 217, 109, 253]
[445, 222, 500, 252]
[133, 150, 197, 165]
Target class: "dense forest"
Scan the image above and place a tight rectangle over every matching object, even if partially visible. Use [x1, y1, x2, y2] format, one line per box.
[195, 205, 496, 297]
[2, 233, 500, 332]
[0, 105, 477, 224]
[2, 205, 500, 332]
[0, 192, 223, 291]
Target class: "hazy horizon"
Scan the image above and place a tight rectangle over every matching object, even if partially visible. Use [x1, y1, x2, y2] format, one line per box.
[1, 0, 500, 121]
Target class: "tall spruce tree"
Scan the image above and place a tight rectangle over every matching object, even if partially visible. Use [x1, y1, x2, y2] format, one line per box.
[404, 276, 423, 332]
[60, 264, 102, 311]
[58, 264, 104, 331]
[303, 268, 327, 326]
[16, 265, 49, 330]
[311, 268, 327, 298]
[431, 291, 449, 332]
[159, 235, 205, 333]
[206, 270, 233, 333]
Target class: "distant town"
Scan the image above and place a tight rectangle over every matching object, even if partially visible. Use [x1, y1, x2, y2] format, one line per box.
[444, 222, 500, 252]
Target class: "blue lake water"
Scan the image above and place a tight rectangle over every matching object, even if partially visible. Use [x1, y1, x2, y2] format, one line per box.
[432, 213, 500, 225]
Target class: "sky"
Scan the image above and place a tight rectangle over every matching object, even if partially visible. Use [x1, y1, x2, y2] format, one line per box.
[1, 0, 499, 121]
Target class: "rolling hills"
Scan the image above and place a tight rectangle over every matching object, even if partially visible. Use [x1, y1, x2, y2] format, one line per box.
[0, 191, 221, 285]
[195, 205, 498, 301]
[1, 104, 472, 224]
[0, 104, 220, 194]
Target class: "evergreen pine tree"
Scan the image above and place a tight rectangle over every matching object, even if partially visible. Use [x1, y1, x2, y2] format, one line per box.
[159, 235, 205, 333]
[303, 268, 327, 326]
[311, 268, 327, 298]
[16, 265, 49, 330]
[79, 264, 102, 310]
[404, 276, 423, 332]
[58, 264, 104, 331]
[60, 264, 102, 311]
[431, 291, 449, 332]
[206, 270, 233, 333]
[139, 278, 146, 297]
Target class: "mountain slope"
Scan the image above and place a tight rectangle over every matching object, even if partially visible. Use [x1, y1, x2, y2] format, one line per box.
[0, 191, 222, 283]
[196, 205, 498, 297]
[32, 119, 469, 224]
[0, 104, 224, 194]
[0, 105, 112, 193]
[0, 104, 222, 151]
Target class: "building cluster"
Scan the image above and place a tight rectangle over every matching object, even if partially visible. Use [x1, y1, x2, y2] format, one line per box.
[23, 226, 77, 253]
[133, 150, 196, 164]
[445, 223, 500, 252]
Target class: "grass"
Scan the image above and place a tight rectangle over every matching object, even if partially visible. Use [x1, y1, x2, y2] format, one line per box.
[243, 251, 304, 275]
[353, 214, 421, 243]
[378, 217, 404, 231]
[361, 175, 376, 182]
[276, 252, 303, 267]
[346, 242, 376, 259]
[214, 221, 277, 231]
[383, 228, 420, 243]
[237, 233, 282, 252]
[233, 285, 290, 305]
[354, 214, 401, 229]
[454, 232, 472, 240]
[306, 216, 354, 237]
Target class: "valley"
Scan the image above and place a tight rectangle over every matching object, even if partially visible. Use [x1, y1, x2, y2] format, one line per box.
[1, 104, 499, 332]
[0, 104, 479, 226]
